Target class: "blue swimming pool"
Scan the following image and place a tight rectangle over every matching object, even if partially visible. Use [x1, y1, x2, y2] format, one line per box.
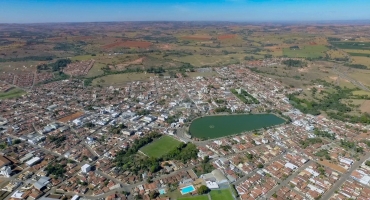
[159, 189, 166, 195]
[180, 185, 195, 195]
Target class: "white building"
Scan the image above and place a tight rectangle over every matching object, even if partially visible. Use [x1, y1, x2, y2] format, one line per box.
[25, 157, 41, 166]
[0, 166, 11, 177]
[81, 164, 91, 174]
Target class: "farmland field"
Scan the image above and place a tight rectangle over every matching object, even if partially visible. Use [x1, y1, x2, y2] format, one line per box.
[210, 189, 234, 200]
[140, 136, 182, 158]
[331, 42, 370, 50]
[103, 40, 152, 49]
[283, 45, 328, 58]
[0, 88, 26, 99]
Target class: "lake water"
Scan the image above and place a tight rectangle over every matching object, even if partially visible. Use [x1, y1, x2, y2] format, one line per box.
[189, 114, 285, 139]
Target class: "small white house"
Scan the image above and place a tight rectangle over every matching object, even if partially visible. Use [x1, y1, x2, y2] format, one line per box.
[81, 164, 91, 174]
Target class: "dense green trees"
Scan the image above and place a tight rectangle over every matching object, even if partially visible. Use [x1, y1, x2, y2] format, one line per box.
[146, 67, 165, 74]
[114, 133, 199, 175]
[162, 143, 198, 163]
[37, 59, 71, 72]
[288, 85, 370, 124]
[0, 55, 53, 63]
[345, 64, 368, 69]
[282, 59, 307, 67]
[197, 185, 210, 195]
[45, 163, 66, 177]
[299, 138, 322, 149]
[231, 89, 259, 104]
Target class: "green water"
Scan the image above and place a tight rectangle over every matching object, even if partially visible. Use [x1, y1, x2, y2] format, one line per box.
[189, 114, 285, 139]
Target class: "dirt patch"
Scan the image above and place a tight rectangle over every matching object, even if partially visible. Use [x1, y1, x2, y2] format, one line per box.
[309, 42, 317, 45]
[318, 160, 347, 173]
[58, 111, 84, 123]
[182, 35, 212, 41]
[217, 34, 237, 40]
[329, 76, 338, 81]
[103, 40, 152, 49]
[360, 100, 370, 113]
[160, 44, 172, 50]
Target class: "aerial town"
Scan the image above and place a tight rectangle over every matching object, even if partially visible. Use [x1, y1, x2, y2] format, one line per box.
[0, 61, 369, 200]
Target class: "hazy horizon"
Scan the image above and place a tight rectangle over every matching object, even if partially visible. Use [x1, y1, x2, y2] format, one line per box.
[1, 0, 370, 23]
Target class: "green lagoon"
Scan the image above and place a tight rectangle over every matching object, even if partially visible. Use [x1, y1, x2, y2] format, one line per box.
[189, 114, 285, 139]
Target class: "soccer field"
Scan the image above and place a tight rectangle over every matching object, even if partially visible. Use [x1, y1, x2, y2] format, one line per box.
[210, 189, 234, 200]
[178, 196, 208, 200]
[140, 136, 182, 158]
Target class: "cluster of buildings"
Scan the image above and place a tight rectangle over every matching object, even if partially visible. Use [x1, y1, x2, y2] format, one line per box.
[0, 63, 369, 200]
[63, 60, 95, 77]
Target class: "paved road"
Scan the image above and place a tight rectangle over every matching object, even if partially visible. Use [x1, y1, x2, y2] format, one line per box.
[320, 152, 370, 200]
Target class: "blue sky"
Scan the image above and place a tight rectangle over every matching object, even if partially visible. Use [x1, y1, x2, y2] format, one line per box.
[0, 0, 370, 23]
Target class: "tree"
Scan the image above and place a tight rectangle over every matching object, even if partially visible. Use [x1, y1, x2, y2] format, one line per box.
[197, 185, 210, 195]
[149, 191, 159, 199]
[257, 163, 264, 168]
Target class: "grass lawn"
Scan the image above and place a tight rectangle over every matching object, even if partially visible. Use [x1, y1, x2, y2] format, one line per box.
[210, 189, 234, 200]
[178, 196, 209, 200]
[0, 88, 26, 99]
[283, 45, 328, 58]
[140, 136, 182, 158]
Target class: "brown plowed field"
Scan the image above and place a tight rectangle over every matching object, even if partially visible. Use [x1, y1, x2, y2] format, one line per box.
[217, 34, 236, 40]
[103, 40, 152, 49]
[58, 111, 84, 123]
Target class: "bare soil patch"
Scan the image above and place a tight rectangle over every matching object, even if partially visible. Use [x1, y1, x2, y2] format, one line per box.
[58, 111, 84, 123]
[217, 34, 237, 40]
[318, 160, 347, 173]
[360, 100, 370, 113]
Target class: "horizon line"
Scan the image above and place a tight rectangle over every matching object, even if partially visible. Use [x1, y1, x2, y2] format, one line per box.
[1, 19, 370, 25]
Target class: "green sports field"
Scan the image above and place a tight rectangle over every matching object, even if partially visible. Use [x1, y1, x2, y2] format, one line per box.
[140, 135, 182, 158]
[210, 189, 234, 200]
[178, 196, 209, 200]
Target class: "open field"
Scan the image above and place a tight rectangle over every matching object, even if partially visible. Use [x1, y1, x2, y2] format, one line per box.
[86, 62, 105, 77]
[58, 112, 84, 123]
[331, 42, 370, 50]
[350, 56, 370, 67]
[318, 160, 346, 173]
[0, 88, 26, 99]
[347, 70, 370, 87]
[360, 100, 370, 113]
[178, 196, 209, 200]
[103, 40, 152, 49]
[283, 45, 328, 58]
[140, 136, 182, 158]
[181, 35, 212, 41]
[217, 34, 237, 40]
[92, 73, 154, 86]
[210, 189, 234, 200]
